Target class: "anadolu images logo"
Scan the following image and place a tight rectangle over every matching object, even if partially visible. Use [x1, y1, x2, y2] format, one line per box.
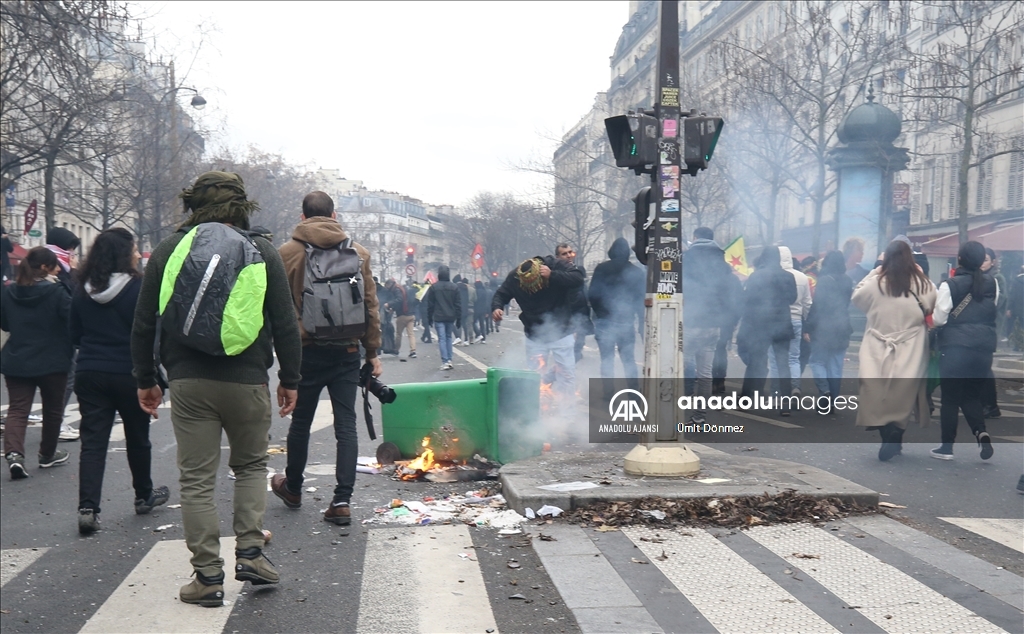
[609, 389, 648, 422]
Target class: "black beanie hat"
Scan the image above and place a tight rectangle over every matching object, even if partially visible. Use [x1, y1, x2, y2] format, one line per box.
[46, 227, 81, 251]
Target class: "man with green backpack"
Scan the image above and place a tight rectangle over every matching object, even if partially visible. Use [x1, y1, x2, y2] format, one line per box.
[131, 171, 302, 607]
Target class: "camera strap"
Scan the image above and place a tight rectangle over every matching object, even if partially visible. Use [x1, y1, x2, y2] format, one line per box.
[362, 384, 377, 440]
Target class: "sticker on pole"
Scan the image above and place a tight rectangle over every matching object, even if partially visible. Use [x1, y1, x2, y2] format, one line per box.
[661, 200, 680, 213]
[660, 87, 679, 107]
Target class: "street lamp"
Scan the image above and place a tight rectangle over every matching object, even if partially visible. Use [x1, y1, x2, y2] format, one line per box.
[189, 94, 206, 110]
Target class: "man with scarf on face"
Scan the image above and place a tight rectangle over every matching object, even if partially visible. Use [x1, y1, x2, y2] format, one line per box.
[46, 227, 83, 442]
[131, 172, 302, 607]
[492, 254, 584, 401]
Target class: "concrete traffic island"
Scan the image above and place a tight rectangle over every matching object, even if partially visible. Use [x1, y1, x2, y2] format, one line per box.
[499, 445, 878, 516]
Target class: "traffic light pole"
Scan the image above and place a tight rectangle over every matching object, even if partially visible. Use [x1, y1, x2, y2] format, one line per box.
[622, 0, 700, 476]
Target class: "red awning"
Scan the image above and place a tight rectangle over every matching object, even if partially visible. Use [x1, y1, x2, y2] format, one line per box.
[8, 243, 28, 267]
[974, 223, 1023, 253]
[919, 223, 1006, 257]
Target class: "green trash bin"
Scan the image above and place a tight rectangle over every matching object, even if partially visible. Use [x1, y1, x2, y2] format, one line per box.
[381, 367, 542, 464]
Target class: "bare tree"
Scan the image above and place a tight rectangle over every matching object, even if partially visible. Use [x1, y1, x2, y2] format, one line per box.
[896, 0, 1024, 244]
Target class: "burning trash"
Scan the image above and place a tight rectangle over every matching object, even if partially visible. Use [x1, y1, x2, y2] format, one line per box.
[374, 436, 501, 482]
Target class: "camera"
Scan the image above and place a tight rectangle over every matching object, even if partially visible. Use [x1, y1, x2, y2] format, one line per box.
[360, 362, 396, 404]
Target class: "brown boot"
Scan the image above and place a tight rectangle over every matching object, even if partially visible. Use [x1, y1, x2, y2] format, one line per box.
[323, 502, 351, 526]
[270, 473, 301, 509]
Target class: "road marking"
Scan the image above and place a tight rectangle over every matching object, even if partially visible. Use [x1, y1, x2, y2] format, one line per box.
[938, 518, 1024, 554]
[994, 435, 1023, 442]
[1, 548, 49, 588]
[78, 537, 243, 634]
[747, 524, 1008, 633]
[357, 525, 497, 634]
[720, 408, 802, 429]
[109, 407, 167, 442]
[453, 347, 489, 373]
[623, 526, 837, 633]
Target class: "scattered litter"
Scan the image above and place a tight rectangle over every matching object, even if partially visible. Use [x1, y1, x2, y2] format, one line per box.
[791, 552, 820, 559]
[695, 478, 732, 484]
[567, 492, 875, 528]
[537, 533, 556, 541]
[536, 481, 600, 492]
[595, 525, 619, 532]
[631, 558, 648, 564]
[640, 510, 667, 521]
[656, 550, 669, 561]
[783, 569, 793, 575]
[154, 524, 174, 532]
[741, 447, 759, 452]
[457, 553, 476, 561]
[536, 505, 564, 518]
[266, 447, 286, 455]
[507, 560, 521, 569]
[356, 465, 381, 474]
[877, 502, 907, 509]
[362, 489, 525, 529]
[305, 487, 317, 493]
[509, 593, 526, 600]
[525, 508, 536, 519]
[356, 457, 382, 474]
[498, 529, 522, 536]
[167, 504, 181, 509]
[639, 536, 664, 543]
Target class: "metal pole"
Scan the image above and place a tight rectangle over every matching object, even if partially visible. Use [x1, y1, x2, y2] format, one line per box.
[623, 0, 700, 476]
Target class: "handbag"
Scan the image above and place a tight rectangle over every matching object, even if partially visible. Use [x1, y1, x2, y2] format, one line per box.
[909, 290, 934, 328]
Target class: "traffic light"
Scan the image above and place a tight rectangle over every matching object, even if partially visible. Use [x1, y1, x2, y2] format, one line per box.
[406, 246, 415, 264]
[632, 186, 654, 265]
[604, 113, 659, 174]
[683, 115, 724, 176]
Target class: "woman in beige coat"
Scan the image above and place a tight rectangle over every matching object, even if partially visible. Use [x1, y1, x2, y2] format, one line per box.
[851, 240, 936, 461]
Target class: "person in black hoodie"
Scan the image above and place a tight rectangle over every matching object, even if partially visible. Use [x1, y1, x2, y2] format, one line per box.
[737, 246, 798, 413]
[930, 241, 997, 461]
[0, 224, 13, 282]
[1, 247, 73, 479]
[805, 251, 853, 405]
[682, 228, 737, 424]
[473, 280, 490, 343]
[46, 226, 83, 442]
[425, 265, 461, 369]
[588, 238, 644, 382]
[492, 255, 584, 397]
[70, 228, 169, 534]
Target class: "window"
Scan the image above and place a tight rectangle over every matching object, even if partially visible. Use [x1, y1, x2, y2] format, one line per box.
[1009, 137, 1024, 211]
[975, 154, 992, 215]
[923, 159, 935, 222]
[947, 155, 960, 220]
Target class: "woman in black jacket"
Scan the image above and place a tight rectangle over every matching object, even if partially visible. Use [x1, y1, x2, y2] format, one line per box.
[1, 247, 73, 479]
[805, 251, 853, 403]
[70, 228, 168, 534]
[737, 246, 798, 413]
[930, 241, 997, 461]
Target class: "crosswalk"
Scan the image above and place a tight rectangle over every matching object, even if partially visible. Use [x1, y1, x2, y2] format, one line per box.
[0, 516, 1020, 633]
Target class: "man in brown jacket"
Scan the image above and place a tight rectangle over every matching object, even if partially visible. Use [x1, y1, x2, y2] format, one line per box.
[271, 191, 382, 526]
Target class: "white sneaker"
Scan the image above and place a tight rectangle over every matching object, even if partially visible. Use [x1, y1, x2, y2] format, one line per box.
[59, 425, 80, 442]
[473, 336, 484, 343]
[444, 362, 454, 370]
[27, 414, 42, 423]
[453, 338, 463, 346]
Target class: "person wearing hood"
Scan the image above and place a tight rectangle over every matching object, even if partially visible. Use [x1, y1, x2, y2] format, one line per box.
[454, 275, 476, 346]
[556, 243, 593, 362]
[1, 224, 13, 282]
[1, 247, 73, 479]
[70, 228, 169, 535]
[682, 228, 736, 424]
[930, 241, 997, 461]
[425, 265, 461, 369]
[131, 171, 302, 606]
[493, 254, 584, 398]
[768, 246, 812, 397]
[589, 237, 645, 381]
[473, 279, 491, 343]
[274, 191, 382, 530]
[47, 226, 83, 442]
[736, 246, 798, 414]
[804, 251, 853, 407]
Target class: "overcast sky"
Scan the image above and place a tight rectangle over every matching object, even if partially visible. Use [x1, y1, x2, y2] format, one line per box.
[138, 1, 629, 207]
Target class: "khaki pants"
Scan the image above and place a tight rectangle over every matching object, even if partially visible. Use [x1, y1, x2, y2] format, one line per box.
[169, 378, 271, 577]
[395, 315, 416, 354]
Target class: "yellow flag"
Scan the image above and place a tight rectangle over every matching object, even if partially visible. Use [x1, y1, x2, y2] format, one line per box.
[723, 236, 753, 278]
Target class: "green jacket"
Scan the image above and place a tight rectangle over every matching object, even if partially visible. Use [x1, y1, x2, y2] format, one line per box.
[131, 225, 302, 390]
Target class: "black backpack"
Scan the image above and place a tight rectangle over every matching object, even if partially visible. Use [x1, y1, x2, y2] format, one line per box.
[300, 238, 366, 341]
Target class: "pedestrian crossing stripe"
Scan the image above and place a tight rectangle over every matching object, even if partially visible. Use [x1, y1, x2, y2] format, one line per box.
[938, 518, 1024, 554]
[1, 548, 49, 589]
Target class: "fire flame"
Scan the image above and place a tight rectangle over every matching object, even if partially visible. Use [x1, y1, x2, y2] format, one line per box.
[405, 436, 435, 472]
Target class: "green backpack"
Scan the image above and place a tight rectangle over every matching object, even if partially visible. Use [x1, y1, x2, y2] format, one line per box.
[159, 223, 267, 356]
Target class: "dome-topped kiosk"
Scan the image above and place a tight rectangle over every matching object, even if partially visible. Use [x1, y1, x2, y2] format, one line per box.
[827, 85, 910, 263]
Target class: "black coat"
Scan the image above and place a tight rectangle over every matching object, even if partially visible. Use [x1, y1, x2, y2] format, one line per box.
[426, 280, 461, 324]
[70, 277, 142, 375]
[938, 271, 998, 353]
[737, 264, 797, 347]
[804, 272, 853, 350]
[492, 256, 585, 342]
[0, 280, 73, 377]
[682, 239, 736, 328]
[589, 241, 645, 329]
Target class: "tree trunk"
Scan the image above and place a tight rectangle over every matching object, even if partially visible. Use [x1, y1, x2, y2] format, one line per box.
[43, 151, 57, 233]
[957, 104, 973, 246]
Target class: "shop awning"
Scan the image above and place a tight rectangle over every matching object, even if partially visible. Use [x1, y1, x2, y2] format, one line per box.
[919, 223, 1011, 257]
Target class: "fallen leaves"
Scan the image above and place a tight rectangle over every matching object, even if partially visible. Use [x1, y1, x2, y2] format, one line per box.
[791, 552, 820, 560]
[566, 491, 875, 529]
[655, 550, 669, 561]
[631, 558, 649, 564]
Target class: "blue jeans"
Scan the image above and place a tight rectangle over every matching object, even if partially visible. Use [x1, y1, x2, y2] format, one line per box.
[683, 327, 719, 415]
[769, 318, 802, 394]
[435, 321, 455, 363]
[525, 334, 576, 397]
[809, 346, 846, 396]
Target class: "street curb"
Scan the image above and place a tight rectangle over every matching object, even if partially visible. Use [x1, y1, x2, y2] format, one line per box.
[500, 448, 879, 515]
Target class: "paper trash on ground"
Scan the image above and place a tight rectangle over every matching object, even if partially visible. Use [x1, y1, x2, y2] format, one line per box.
[363, 489, 525, 529]
[695, 478, 732, 484]
[536, 481, 600, 492]
[536, 505, 564, 517]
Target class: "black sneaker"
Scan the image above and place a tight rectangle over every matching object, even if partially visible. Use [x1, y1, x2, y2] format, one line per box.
[977, 432, 994, 460]
[930, 444, 954, 460]
[6, 452, 28, 480]
[135, 485, 170, 515]
[1017, 475, 1024, 495]
[38, 449, 69, 468]
[78, 508, 100, 535]
[983, 406, 1001, 419]
[234, 547, 279, 585]
[408, 351, 417, 359]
